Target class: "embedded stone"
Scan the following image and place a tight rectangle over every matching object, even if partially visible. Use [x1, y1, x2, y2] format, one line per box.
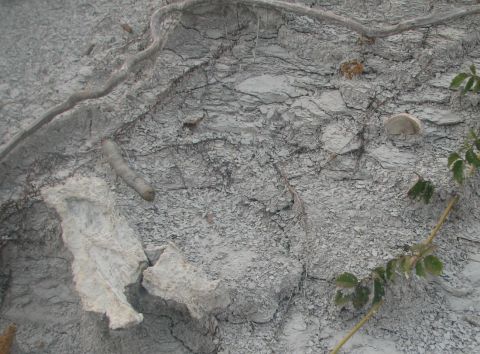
[316, 90, 348, 113]
[321, 121, 361, 154]
[235, 75, 305, 104]
[369, 145, 416, 169]
[419, 107, 464, 125]
[42, 176, 148, 330]
[142, 244, 230, 322]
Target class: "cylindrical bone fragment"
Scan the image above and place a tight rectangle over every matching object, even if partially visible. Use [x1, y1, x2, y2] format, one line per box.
[102, 139, 155, 201]
[384, 113, 422, 135]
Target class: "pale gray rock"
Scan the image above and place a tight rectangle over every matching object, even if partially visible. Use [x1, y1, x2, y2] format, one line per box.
[321, 120, 361, 154]
[235, 74, 306, 103]
[398, 89, 450, 104]
[316, 90, 348, 114]
[417, 107, 464, 125]
[290, 96, 330, 118]
[339, 81, 374, 110]
[257, 44, 292, 60]
[368, 144, 416, 169]
[142, 243, 231, 322]
[428, 74, 455, 89]
[41, 176, 148, 330]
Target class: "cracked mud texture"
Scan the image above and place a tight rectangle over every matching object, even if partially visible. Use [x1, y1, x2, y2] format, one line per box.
[1, 0, 480, 353]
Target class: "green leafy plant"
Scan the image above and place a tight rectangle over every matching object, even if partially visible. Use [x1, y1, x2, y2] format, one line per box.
[447, 130, 480, 184]
[450, 64, 480, 93]
[334, 231, 444, 312]
[407, 177, 435, 204]
[331, 127, 480, 353]
[331, 194, 458, 354]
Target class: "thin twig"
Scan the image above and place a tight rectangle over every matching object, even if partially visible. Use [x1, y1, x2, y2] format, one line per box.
[330, 195, 459, 354]
[330, 301, 383, 354]
[2, 1, 480, 160]
[425, 195, 459, 245]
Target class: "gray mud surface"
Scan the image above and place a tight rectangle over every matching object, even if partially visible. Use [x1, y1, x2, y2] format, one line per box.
[1, 0, 480, 353]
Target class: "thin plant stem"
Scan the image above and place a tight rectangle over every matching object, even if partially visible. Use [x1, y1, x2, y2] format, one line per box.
[330, 301, 383, 354]
[425, 195, 459, 245]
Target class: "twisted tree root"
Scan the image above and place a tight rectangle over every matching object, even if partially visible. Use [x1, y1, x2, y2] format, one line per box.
[0, 12, 181, 161]
[1, 0, 480, 161]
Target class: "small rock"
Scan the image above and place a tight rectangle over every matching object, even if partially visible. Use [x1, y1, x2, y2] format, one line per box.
[142, 243, 230, 322]
[290, 96, 329, 118]
[418, 107, 464, 125]
[316, 90, 347, 114]
[235, 75, 305, 104]
[384, 113, 422, 135]
[428, 74, 455, 89]
[339, 82, 374, 110]
[321, 121, 361, 154]
[42, 176, 148, 330]
[368, 145, 416, 169]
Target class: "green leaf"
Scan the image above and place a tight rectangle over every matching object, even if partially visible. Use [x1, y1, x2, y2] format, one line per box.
[424, 255, 443, 276]
[476, 139, 480, 151]
[336, 272, 359, 288]
[374, 267, 386, 283]
[386, 259, 397, 281]
[470, 65, 477, 75]
[464, 77, 475, 93]
[352, 285, 370, 309]
[452, 159, 464, 184]
[465, 149, 480, 168]
[448, 152, 461, 168]
[373, 278, 385, 304]
[408, 179, 426, 200]
[423, 181, 434, 204]
[450, 73, 469, 88]
[473, 79, 480, 93]
[415, 260, 427, 277]
[335, 290, 352, 306]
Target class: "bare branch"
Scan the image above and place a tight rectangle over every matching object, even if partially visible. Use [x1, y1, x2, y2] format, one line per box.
[1, 0, 479, 160]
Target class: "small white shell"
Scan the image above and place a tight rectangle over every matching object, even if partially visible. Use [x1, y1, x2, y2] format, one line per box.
[384, 113, 422, 135]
